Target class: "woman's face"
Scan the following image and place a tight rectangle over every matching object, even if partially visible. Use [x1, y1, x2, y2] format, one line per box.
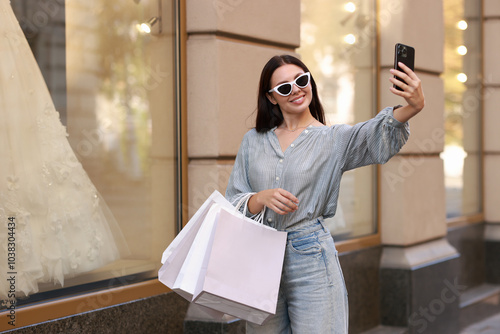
[267, 64, 313, 117]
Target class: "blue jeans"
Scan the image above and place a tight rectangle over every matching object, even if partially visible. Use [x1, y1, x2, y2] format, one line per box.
[247, 219, 349, 333]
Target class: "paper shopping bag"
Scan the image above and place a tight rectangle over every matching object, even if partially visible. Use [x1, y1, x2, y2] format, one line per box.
[170, 203, 221, 301]
[193, 207, 287, 325]
[158, 190, 232, 291]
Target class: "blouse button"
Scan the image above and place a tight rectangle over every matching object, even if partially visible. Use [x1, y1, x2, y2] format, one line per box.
[267, 218, 273, 223]
[389, 118, 394, 124]
[305, 130, 309, 134]
[279, 159, 283, 163]
[276, 177, 280, 181]
[290, 144, 295, 148]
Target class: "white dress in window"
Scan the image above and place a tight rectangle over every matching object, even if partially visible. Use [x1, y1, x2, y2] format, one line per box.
[0, 0, 128, 299]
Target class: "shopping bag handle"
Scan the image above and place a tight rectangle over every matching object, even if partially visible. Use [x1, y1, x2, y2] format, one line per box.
[234, 193, 265, 224]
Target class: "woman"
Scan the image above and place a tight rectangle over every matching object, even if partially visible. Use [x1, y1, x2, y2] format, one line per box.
[225, 55, 424, 333]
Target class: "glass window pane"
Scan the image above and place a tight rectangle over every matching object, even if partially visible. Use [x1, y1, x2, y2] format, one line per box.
[2, 0, 178, 304]
[442, 0, 482, 218]
[297, 0, 377, 240]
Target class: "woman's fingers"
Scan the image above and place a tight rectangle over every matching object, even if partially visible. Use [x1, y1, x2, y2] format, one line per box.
[272, 191, 298, 214]
[396, 62, 414, 78]
[389, 77, 406, 91]
[278, 189, 299, 207]
[391, 64, 417, 91]
[389, 64, 424, 112]
[261, 188, 299, 215]
[398, 62, 420, 81]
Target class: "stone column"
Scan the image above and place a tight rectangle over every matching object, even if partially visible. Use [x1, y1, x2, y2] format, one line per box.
[483, 0, 500, 284]
[185, 0, 300, 217]
[377, 1, 460, 333]
[184, 0, 300, 330]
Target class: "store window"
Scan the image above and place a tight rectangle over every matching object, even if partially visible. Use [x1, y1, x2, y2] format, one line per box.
[297, 0, 377, 240]
[1, 0, 179, 309]
[442, 0, 482, 219]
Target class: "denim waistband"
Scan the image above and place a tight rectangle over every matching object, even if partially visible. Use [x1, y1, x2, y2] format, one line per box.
[285, 217, 330, 240]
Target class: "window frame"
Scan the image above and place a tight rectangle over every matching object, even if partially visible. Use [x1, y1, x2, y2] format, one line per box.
[1, 280, 169, 330]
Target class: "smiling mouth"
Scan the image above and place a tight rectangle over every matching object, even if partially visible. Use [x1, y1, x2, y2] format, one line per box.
[291, 95, 304, 103]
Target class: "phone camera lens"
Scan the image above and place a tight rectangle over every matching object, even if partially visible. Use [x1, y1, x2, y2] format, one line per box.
[400, 46, 407, 57]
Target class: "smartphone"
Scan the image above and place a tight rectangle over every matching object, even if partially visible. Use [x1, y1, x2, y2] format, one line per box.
[393, 43, 415, 91]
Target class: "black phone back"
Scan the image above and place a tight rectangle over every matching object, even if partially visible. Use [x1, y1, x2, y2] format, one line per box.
[394, 43, 415, 91]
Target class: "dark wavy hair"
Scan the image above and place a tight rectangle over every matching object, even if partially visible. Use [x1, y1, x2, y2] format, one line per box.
[255, 55, 325, 132]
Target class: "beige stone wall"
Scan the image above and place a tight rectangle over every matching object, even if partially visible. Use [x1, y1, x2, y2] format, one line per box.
[483, 0, 500, 225]
[378, 0, 447, 245]
[186, 0, 300, 216]
[186, 0, 495, 247]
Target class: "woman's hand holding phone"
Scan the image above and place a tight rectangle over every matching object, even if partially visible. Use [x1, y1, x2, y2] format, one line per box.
[390, 63, 425, 111]
[389, 43, 425, 122]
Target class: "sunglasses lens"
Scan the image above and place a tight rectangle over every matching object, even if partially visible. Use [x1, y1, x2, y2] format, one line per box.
[296, 74, 309, 88]
[276, 84, 292, 96]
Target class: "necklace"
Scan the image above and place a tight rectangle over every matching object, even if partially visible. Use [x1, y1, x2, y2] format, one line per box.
[281, 119, 315, 132]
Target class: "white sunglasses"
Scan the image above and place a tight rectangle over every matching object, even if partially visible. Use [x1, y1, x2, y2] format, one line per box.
[268, 72, 311, 97]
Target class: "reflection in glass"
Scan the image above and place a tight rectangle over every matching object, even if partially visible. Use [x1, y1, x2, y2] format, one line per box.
[442, 0, 482, 218]
[297, 0, 377, 240]
[4, 0, 178, 303]
[65, 0, 178, 285]
[1, 0, 129, 300]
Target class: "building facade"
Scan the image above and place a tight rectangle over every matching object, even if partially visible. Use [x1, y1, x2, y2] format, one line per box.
[1, 0, 500, 333]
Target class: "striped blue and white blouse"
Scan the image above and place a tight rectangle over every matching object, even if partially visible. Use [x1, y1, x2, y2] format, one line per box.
[225, 106, 410, 231]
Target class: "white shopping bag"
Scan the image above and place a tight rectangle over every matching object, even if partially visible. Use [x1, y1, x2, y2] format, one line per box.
[158, 191, 286, 325]
[170, 203, 221, 300]
[193, 207, 287, 325]
[158, 190, 233, 290]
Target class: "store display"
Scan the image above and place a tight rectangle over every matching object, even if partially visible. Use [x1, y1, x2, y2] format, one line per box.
[0, 0, 128, 299]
